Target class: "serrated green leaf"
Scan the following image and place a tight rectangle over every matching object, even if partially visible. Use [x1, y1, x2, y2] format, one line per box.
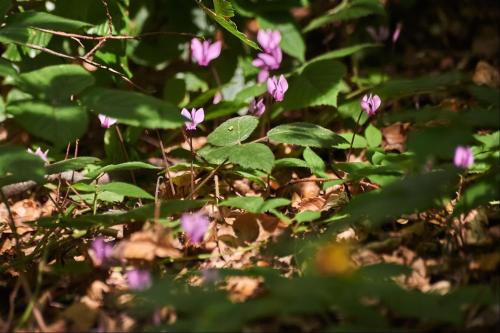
[205, 143, 274, 172]
[303, 147, 327, 177]
[6, 100, 88, 148]
[268, 122, 347, 148]
[199, 2, 260, 50]
[81, 88, 184, 129]
[207, 115, 259, 146]
[214, 0, 235, 17]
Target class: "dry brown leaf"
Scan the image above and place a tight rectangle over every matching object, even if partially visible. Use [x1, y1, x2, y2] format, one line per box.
[382, 122, 410, 152]
[0, 199, 44, 234]
[226, 276, 263, 303]
[297, 180, 320, 199]
[297, 197, 326, 212]
[472, 61, 500, 88]
[232, 213, 260, 244]
[116, 227, 181, 261]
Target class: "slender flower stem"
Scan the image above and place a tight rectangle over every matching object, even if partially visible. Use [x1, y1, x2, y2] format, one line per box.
[155, 130, 176, 197]
[115, 126, 142, 205]
[188, 135, 195, 199]
[346, 109, 364, 162]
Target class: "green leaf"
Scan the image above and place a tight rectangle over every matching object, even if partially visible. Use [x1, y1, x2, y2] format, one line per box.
[365, 124, 382, 148]
[274, 158, 309, 169]
[303, 147, 327, 177]
[207, 115, 259, 146]
[45, 157, 100, 175]
[81, 88, 184, 129]
[220, 196, 290, 213]
[339, 170, 457, 228]
[205, 143, 274, 173]
[214, 0, 235, 17]
[36, 200, 206, 228]
[17, 65, 95, 102]
[0, 11, 91, 44]
[199, 2, 260, 50]
[304, 0, 385, 32]
[295, 210, 321, 223]
[467, 85, 500, 107]
[99, 182, 154, 200]
[283, 60, 346, 109]
[4, 11, 91, 31]
[304, 43, 378, 66]
[268, 122, 347, 148]
[0, 145, 45, 187]
[86, 161, 159, 179]
[374, 72, 464, 100]
[7, 100, 88, 148]
[0, 58, 17, 78]
[220, 196, 264, 213]
[258, 14, 305, 62]
[334, 133, 368, 149]
[453, 173, 500, 216]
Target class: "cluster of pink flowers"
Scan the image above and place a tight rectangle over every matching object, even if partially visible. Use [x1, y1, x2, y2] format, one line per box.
[252, 30, 283, 83]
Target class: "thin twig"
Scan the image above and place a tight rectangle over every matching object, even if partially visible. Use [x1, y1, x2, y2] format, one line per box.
[189, 161, 227, 198]
[114, 126, 142, 206]
[31, 27, 199, 40]
[331, 168, 352, 200]
[24, 43, 150, 92]
[346, 109, 364, 162]
[155, 130, 176, 197]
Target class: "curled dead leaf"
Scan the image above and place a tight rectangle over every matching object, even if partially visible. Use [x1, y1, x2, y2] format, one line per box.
[116, 228, 181, 261]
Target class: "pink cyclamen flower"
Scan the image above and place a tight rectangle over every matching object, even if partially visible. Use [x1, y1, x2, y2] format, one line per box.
[257, 29, 281, 53]
[180, 210, 210, 244]
[252, 47, 282, 71]
[127, 269, 152, 291]
[360, 94, 382, 116]
[98, 114, 117, 128]
[366, 26, 390, 43]
[190, 38, 221, 67]
[27, 147, 49, 163]
[257, 69, 270, 83]
[267, 75, 288, 102]
[213, 91, 223, 104]
[90, 237, 113, 266]
[249, 98, 266, 117]
[181, 108, 204, 131]
[454, 146, 474, 169]
[392, 23, 403, 43]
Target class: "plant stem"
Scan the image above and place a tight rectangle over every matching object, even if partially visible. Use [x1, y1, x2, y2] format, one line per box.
[346, 109, 364, 162]
[188, 135, 195, 199]
[155, 130, 176, 197]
